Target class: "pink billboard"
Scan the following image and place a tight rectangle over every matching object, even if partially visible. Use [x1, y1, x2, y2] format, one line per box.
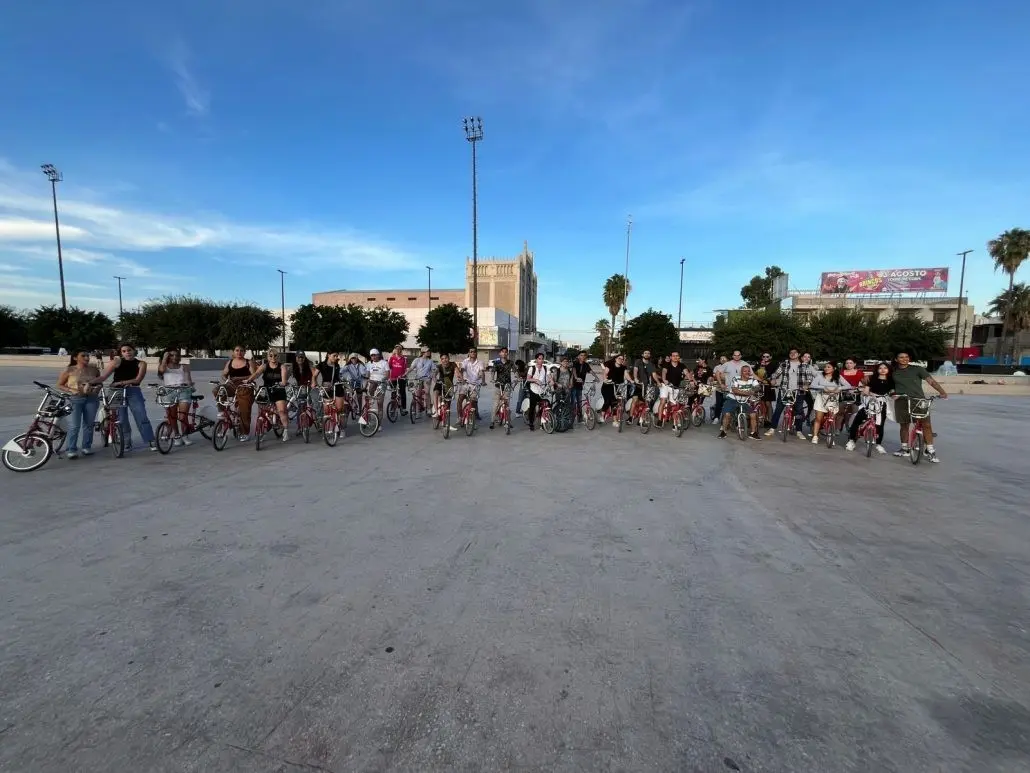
[819, 268, 949, 294]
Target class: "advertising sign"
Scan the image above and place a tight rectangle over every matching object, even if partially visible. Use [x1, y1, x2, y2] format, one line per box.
[820, 268, 949, 294]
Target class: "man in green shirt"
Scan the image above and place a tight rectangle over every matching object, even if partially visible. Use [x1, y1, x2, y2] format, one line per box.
[892, 351, 948, 462]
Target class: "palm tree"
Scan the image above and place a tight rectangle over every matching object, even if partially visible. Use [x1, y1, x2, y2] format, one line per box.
[602, 274, 630, 355]
[594, 319, 611, 355]
[987, 283, 1030, 364]
[987, 228, 1030, 359]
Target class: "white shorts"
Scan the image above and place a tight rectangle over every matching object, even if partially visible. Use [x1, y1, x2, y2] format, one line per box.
[660, 384, 679, 401]
[813, 393, 840, 414]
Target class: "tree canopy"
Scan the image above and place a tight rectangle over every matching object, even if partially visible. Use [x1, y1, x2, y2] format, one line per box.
[289, 303, 408, 355]
[26, 306, 117, 352]
[0, 306, 29, 347]
[417, 303, 474, 355]
[739, 266, 786, 309]
[602, 275, 629, 355]
[620, 308, 680, 359]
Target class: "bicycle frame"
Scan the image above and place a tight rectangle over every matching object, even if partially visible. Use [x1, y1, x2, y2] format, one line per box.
[2, 383, 71, 472]
[496, 385, 513, 434]
[253, 387, 287, 451]
[98, 386, 127, 457]
[777, 389, 801, 442]
[859, 396, 887, 458]
[904, 395, 938, 465]
[408, 378, 430, 423]
[733, 396, 761, 440]
[459, 384, 480, 436]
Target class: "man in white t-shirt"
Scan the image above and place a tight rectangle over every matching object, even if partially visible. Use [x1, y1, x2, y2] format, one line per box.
[366, 349, 391, 428]
[456, 347, 485, 423]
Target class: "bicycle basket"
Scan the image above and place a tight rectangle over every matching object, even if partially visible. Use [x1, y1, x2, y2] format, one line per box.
[155, 386, 189, 406]
[907, 397, 932, 419]
[614, 382, 629, 398]
[254, 386, 271, 404]
[40, 394, 72, 417]
[696, 383, 713, 397]
[102, 388, 126, 408]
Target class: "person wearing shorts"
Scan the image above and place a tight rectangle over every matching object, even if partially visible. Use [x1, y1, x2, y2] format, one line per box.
[433, 354, 457, 419]
[657, 351, 687, 421]
[718, 364, 761, 439]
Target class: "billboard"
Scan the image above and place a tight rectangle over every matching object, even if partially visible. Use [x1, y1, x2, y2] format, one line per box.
[819, 268, 949, 294]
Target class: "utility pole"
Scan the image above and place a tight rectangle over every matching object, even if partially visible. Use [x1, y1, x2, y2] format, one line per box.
[463, 116, 483, 346]
[114, 276, 126, 319]
[277, 269, 287, 351]
[677, 257, 685, 329]
[953, 250, 972, 361]
[40, 164, 67, 311]
[622, 215, 633, 332]
[426, 265, 433, 312]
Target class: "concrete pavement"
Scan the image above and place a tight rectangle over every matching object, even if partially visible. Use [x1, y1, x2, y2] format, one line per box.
[1, 366, 1029, 772]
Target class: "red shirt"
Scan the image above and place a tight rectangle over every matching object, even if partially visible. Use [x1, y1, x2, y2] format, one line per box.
[841, 370, 864, 387]
[388, 354, 407, 380]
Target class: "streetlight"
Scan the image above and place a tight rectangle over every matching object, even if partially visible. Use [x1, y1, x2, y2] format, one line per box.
[277, 269, 287, 351]
[953, 250, 972, 361]
[114, 276, 126, 318]
[426, 265, 433, 312]
[463, 116, 483, 346]
[677, 258, 685, 329]
[622, 214, 633, 329]
[40, 163, 67, 311]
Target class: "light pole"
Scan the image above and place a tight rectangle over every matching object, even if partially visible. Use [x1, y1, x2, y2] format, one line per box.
[426, 265, 433, 312]
[114, 275, 126, 319]
[40, 164, 67, 311]
[677, 257, 685, 329]
[953, 250, 972, 360]
[463, 116, 483, 346]
[277, 269, 287, 351]
[622, 214, 633, 329]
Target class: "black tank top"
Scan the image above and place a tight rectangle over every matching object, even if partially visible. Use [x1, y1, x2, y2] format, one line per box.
[227, 360, 250, 378]
[113, 358, 141, 382]
[665, 362, 686, 388]
[262, 362, 283, 387]
[293, 363, 313, 385]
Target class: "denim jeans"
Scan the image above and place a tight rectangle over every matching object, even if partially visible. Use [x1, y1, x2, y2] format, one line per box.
[120, 386, 155, 446]
[569, 386, 583, 418]
[516, 383, 527, 413]
[67, 395, 100, 453]
[771, 392, 806, 433]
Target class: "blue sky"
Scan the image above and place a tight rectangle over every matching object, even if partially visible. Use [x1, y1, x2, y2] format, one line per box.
[2, 0, 1029, 342]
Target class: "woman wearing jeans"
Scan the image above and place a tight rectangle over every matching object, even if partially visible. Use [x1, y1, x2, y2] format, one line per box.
[93, 344, 156, 451]
[57, 351, 101, 458]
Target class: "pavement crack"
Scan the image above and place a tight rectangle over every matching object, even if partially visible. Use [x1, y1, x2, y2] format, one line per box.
[222, 741, 338, 772]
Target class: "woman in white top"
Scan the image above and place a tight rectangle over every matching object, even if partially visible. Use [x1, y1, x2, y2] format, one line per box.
[809, 361, 848, 444]
[158, 350, 196, 445]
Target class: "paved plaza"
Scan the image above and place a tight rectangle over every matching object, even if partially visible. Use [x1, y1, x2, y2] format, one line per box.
[1, 365, 1028, 772]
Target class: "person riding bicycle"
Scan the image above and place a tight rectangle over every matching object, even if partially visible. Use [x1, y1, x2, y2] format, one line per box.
[525, 352, 550, 431]
[91, 343, 157, 452]
[766, 348, 816, 438]
[158, 350, 196, 446]
[755, 353, 775, 428]
[456, 348, 484, 424]
[891, 351, 948, 462]
[388, 345, 409, 416]
[316, 351, 347, 417]
[718, 364, 762, 439]
[600, 354, 629, 424]
[809, 361, 849, 445]
[657, 351, 688, 423]
[406, 347, 436, 414]
[846, 361, 893, 453]
[571, 351, 592, 423]
[433, 353, 457, 421]
[632, 350, 658, 415]
[251, 351, 292, 442]
[489, 347, 516, 430]
[366, 349, 391, 430]
[342, 353, 368, 416]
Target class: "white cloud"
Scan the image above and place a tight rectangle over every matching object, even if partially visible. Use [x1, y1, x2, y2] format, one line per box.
[0, 216, 90, 241]
[166, 39, 210, 118]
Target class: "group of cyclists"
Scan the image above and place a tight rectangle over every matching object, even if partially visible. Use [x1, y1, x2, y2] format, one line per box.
[15, 341, 949, 467]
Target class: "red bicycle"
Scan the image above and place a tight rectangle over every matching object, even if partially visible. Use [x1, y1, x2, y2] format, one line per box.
[457, 384, 480, 436]
[902, 395, 939, 465]
[580, 382, 598, 430]
[493, 384, 514, 434]
[602, 381, 627, 432]
[691, 384, 712, 427]
[211, 380, 254, 451]
[408, 378, 430, 423]
[629, 384, 654, 434]
[776, 388, 804, 442]
[654, 386, 690, 437]
[254, 387, 288, 451]
[434, 386, 455, 439]
[357, 383, 382, 437]
[293, 385, 318, 443]
[319, 384, 344, 446]
[857, 395, 888, 458]
[1, 381, 72, 472]
[96, 386, 127, 457]
[151, 383, 214, 453]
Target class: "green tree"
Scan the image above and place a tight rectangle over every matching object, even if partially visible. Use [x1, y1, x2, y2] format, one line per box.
[289, 304, 329, 352]
[602, 275, 629, 355]
[712, 307, 810, 361]
[116, 310, 157, 350]
[620, 308, 680, 359]
[594, 319, 611, 356]
[987, 228, 1030, 359]
[805, 308, 885, 362]
[0, 305, 28, 347]
[216, 304, 282, 352]
[987, 283, 1030, 361]
[138, 296, 222, 354]
[26, 305, 117, 352]
[879, 314, 949, 361]
[417, 303, 474, 355]
[587, 337, 606, 358]
[740, 265, 786, 309]
[363, 306, 409, 353]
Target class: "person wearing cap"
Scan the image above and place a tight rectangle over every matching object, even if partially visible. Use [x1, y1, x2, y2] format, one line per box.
[366, 349, 391, 428]
[342, 353, 367, 415]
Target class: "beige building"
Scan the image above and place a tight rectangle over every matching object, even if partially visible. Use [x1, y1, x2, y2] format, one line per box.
[786, 291, 976, 347]
[311, 242, 539, 356]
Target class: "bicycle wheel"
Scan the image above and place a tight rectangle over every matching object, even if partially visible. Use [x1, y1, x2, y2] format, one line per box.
[443, 409, 450, 439]
[53, 429, 68, 455]
[110, 425, 125, 458]
[824, 423, 834, 448]
[2, 433, 53, 473]
[615, 408, 623, 434]
[198, 416, 213, 440]
[909, 429, 923, 465]
[323, 416, 339, 447]
[156, 422, 175, 455]
[736, 413, 747, 441]
[778, 410, 790, 442]
[639, 411, 652, 434]
[409, 397, 420, 423]
[583, 405, 596, 430]
[359, 412, 379, 438]
[541, 412, 554, 434]
[272, 420, 283, 439]
[300, 413, 311, 443]
[673, 413, 684, 438]
[255, 418, 267, 451]
[864, 425, 875, 458]
[385, 400, 397, 423]
[464, 411, 475, 437]
[691, 406, 704, 428]
[213, 420, 230, 451]
[433, 404, 442, 430]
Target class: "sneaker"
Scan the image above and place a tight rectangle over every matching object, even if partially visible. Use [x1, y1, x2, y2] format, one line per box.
[239, 434, 250, 442]
[750, 432, 761, 440]
[717, 430, 727, 439]
[875, 444, 887, 455]
[148, 442, 158, 452]
[449, 425, 459, 432]
[80, 448, 93, 456]
[926, 453, 940, 464]
[893, 447, 910, 457]
[174, 437, 185, 447]
[845, 440, 856, 451]
[810, 436, 819, 445]
[181, 436, 193, 447]
[282, 431, 289, 442]
[66, 451, 78, 459]
[710, 418, 719, 425]
[489, 422, 495, 430]
[401, 410, 408, 416]
[764, 428, 775, 437]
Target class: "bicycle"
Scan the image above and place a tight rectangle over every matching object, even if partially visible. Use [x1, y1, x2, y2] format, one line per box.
[434, 386, 455, 439]
[901, 395, 939, 465]
[692, 383, 712, 427]
[319, 384, 344, 447]
[628, 384, 654, 434]
[776, 388, 804, 442]
[408, 378, 430, 423]
[385, 380, 403, 423]
[457, 383, 481, 436]
[151, 384, 214, 454]
[654, 386, 689, 437]
[817, 393, 842, 449]
[535, 388, 556, 434]
[357, 382, 382, 438]
[254, 387, 289, 451]
[96, 386, 127, 457]
[493, 383, 514, 434]
[295, 385, 318, 443]
[732, 395, 762, 441]
[602, 381, 627, 432]
[857, 395, 888, 458]
[1, 382, 72, 472]
[211, 380, 254, 451]
[579, 383, 598, 431]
